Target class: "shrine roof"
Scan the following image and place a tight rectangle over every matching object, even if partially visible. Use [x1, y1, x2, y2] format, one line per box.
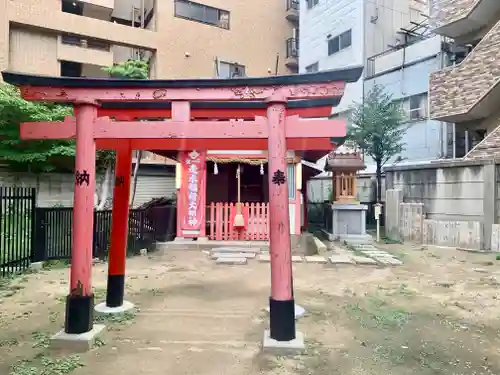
[325, 151, 366, 172]
[2, 67, 362, 88]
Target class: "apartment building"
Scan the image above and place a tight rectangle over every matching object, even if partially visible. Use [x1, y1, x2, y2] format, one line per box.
[0, 0, 295, 80]
[299, 0, 428, 117]
[429, 0, 500, 158]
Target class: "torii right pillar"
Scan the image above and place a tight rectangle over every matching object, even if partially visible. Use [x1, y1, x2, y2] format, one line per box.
[264, 92, 304, 350]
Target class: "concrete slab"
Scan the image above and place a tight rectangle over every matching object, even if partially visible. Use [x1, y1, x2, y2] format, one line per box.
[292, 256, 304, 263]
[211, 247, 261, 254]
[258, 254, 271, 263]
[350, 256, 378, 265]
[215, 257, 247, 265]
[328, 255, 355, 264]
[354, 244, 377, 249]
[156, 240, 269, 252]
[304, 256, 328, 264]
[29, 262, 43, 271]
[210, 252, 256, 259]
[361, 251, 391, 257]
[262, 330, 305, 354]
[375, 257, 403, 266]
[50, 324, 106, 352]
[95, 300, 134, 315]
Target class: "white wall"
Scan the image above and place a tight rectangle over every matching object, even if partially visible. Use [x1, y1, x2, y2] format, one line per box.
[299, 0, 365, 114]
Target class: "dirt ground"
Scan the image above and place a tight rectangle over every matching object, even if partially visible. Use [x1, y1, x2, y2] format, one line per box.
[2, 243, 500, 375]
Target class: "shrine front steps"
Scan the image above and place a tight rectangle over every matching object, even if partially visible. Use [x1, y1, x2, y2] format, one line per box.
[156, 240, 269, 252]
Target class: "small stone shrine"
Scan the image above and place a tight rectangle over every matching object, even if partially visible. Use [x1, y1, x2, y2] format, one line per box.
[325, 151, 371, 244]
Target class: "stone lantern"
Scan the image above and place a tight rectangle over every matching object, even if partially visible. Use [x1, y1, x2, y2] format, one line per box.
[324, 151, 371, 244]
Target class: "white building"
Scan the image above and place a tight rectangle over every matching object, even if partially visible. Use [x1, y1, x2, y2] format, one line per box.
[364, 35, 447, 164]
[299, 0, 428, 118]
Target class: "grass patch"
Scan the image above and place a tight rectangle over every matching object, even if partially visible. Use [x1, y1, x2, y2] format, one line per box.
[9, 355, 84, 375]
[345, 296, 410, 330]
[0, 337, 19, 347]
[42, 260, 70, 270]
[31, 331, 51, 349]
[94, 310, 136, 325]
[380, 235, 402, 245]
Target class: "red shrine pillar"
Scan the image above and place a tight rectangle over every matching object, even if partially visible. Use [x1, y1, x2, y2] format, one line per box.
[66, 104, 97, 334]
[266, 93, 295, 341]
[105, 143, 133, 308]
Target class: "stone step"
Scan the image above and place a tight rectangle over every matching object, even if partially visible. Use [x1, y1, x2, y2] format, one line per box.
[215, 257, 248, 265]
[210, 252, 257, 259]
[350, 255, 378, 265]
[328, 255, 355, 264]
[156, 241, 269, 252]
[210, 247, 261, 254]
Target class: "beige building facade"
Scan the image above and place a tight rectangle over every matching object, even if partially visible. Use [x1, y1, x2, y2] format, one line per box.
[0, 0, 295, 80]
[0, 0, 296, 166]
[429, 0, 500, 158]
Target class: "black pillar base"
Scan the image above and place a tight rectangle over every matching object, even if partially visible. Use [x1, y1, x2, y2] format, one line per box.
[269, 298, 296, 341]
[106, 274, 125, 308]
[64, 294, 94, 334]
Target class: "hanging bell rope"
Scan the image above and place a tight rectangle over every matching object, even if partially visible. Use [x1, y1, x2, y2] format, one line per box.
[213, 162, 218, 175]
[260, 161, 264, 175]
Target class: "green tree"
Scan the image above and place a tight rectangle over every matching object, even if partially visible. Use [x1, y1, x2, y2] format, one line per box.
[100, 59, 149, 208]
[347, 84, 407, 202]
[103, 59, 149, 79]
[0, 83, 74, 172]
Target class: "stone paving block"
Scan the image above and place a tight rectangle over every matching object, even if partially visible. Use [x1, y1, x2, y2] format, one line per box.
[350, 256, 378, 265]
[210, 252, 256, 259]
[211, 247, 260, 254]
[304, 256, 328, 264]
[361, 250, 391, 257]
[328, 255, 355, 264]
[215, 257, 247, 265]
[292, 256, 304, 263]
[258, 254, 271, 263]
[375, 257, 402, 266]
[354, 244, 377, 250]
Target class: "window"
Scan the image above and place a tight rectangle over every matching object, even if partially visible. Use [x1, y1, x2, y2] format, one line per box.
[174, 0, 229, 29]
[218, 62, 246, 78]
[408, 93, 428, 121]
[306, 0, 319, 9]
[287, 165, 296, 199]
[305, 62, 319, 73]
[328, 30, 352, 56]
[395, 93, 428, 122]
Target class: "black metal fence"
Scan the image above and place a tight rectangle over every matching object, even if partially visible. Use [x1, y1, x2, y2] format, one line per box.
[0, 187, 36, 276]
[1, 186, 177, 276]
[307, 202, 332, 233]
[306, 201, 384, 233]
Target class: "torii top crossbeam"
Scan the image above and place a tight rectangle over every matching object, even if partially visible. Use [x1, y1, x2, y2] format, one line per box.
[2, 68, 362, 162]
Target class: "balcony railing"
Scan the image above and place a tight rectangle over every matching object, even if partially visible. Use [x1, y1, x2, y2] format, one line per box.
[286, 38, 299, 58]
[61, 34, 111, 52]
[286, 0, 299, 11]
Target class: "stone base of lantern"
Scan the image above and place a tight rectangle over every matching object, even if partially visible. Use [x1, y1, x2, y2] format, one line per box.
[329, 203, 372, 244]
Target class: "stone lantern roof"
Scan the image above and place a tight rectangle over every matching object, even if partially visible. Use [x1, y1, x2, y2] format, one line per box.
[324, 150, 366, 172]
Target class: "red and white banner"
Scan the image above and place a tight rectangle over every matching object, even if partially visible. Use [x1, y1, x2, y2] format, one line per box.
[179, 150, 206, 236]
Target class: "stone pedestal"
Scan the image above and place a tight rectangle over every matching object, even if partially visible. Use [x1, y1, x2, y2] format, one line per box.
[330, 203, 372, 244]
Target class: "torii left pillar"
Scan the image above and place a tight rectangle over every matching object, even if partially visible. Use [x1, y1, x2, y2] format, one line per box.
[52, 103, 106, 350]
[65, 104, 97, 335]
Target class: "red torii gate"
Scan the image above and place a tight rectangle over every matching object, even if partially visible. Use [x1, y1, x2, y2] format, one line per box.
[2, 68, 361, 346]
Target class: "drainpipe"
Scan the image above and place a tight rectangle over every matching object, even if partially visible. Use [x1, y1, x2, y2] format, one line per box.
[140, 0, 145, 29]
